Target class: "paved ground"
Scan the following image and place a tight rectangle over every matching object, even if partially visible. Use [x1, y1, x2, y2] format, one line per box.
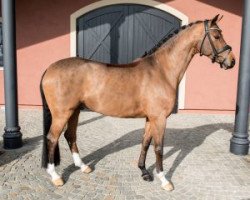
[0, 109, 250, 200]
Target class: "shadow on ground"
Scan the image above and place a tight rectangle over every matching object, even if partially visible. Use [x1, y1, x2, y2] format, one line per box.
[0, 113, 234, 183]
[0, 135, 42, 167]
[62, 122, 233, 182]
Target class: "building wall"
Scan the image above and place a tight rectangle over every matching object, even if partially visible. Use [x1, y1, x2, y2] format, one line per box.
[0, 0, 243, 112]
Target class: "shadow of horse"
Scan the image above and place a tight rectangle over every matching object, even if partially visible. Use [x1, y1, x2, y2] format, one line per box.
[62, 122, 233, 182]
[78, 115, 105, 127]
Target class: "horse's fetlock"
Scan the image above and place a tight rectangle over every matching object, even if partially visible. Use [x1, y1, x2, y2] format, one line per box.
[138, 164, 145, 170]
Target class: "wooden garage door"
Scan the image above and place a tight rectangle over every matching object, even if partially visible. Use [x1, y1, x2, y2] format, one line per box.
[77, 4, 181, 64]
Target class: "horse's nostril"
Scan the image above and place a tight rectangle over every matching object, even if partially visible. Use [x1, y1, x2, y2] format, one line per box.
[231, 58, 235, 66]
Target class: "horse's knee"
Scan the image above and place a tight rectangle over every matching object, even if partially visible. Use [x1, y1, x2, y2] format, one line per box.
[154, 145, 163, 155]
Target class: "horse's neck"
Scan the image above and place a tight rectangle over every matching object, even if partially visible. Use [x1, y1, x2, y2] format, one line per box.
[157, 25, 201, 89]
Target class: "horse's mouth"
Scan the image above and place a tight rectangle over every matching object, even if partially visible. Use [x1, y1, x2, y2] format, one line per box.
[220, 62, 230, 70]
[223, 65, 229, 70]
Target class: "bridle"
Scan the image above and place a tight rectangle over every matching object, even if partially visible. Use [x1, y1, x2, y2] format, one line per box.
[200, 20, 232, 67]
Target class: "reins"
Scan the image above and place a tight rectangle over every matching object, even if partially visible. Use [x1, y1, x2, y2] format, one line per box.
[200, 20, 232, 66]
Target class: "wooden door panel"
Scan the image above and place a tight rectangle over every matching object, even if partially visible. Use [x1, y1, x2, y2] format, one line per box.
[77, 4, 181, 64]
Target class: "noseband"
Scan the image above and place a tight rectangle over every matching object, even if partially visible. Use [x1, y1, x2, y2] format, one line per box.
[200, 20, 232, 66]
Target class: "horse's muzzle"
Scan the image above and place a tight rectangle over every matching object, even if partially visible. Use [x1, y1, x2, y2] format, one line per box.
[226, 58, 235, 69]
[221, 58, 235, 70]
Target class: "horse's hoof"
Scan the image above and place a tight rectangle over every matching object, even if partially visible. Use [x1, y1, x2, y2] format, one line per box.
[82, 166, 92, 174]
[162, 182, 174, 191]
[142, 173, 153, 182]
[52, 178, 64, 187]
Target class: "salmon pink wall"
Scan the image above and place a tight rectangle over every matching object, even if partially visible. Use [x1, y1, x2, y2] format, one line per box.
[0, 0, 243, 112]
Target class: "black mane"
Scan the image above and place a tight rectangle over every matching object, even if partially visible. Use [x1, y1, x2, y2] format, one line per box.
[141, 20, 203, 57]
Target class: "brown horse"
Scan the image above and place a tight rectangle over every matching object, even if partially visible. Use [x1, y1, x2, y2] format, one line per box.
[40, 15, 235, 191]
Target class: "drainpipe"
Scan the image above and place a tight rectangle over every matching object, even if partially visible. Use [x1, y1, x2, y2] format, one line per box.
[230, 0, 250, 155]
[2, 0, 22, 149]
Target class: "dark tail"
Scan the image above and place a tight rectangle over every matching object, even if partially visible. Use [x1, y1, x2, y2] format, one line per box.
[41, 71, 60, 168]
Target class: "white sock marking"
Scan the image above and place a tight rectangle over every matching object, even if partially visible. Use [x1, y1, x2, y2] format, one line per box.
[157, 172, 170, 187]
[47, 164, 60, 181]
[72, 152, 88, 171]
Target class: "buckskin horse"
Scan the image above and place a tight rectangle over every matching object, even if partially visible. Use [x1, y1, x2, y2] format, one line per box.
[40, 15, 235, 191]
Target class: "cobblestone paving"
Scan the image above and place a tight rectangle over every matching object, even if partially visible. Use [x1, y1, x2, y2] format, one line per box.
[0, 109, 250, 200]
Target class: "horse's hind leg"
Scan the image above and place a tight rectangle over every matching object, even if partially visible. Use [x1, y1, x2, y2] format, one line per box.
[47, 111, 72, 187]
[138, 118, 153, 181]
[64, 109, 92, 173]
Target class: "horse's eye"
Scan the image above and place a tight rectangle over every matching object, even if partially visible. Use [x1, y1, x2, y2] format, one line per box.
[214, 35, 220, 40]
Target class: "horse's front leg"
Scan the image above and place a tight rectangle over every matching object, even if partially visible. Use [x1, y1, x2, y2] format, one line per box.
[150, 116, 174, 191]
[138, 118, 153, 181]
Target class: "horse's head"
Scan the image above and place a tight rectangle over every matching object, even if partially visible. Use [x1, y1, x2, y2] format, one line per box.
[199, 14, 236, 69]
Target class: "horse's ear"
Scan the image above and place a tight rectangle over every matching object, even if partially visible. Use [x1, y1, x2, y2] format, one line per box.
[218, 15, 224, 23]
[211, 14, 220, 25]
